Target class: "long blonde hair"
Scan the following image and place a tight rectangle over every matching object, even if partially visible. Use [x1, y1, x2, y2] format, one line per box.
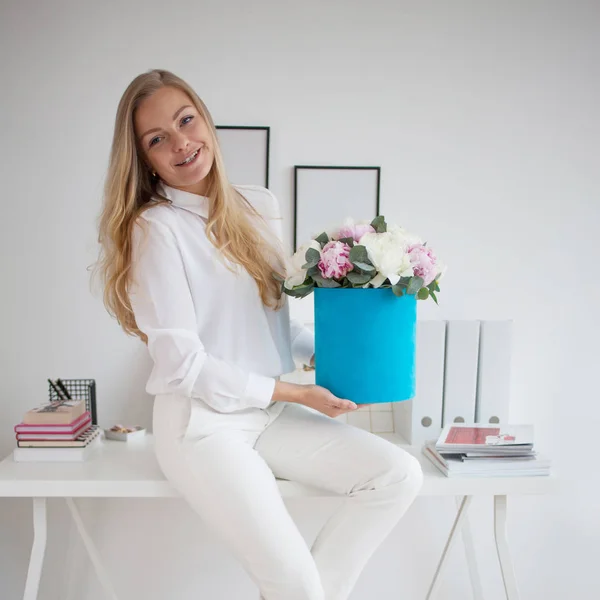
[94, 69, 287, 343]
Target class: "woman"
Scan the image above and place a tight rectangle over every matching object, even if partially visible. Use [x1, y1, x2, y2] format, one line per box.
[96, 68, 423, 600]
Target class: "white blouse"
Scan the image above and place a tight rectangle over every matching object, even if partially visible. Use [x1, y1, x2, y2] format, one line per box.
[129, 182, 314, 413]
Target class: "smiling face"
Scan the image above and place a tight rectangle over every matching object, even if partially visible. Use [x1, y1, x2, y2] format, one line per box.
[134, 86, 215, 195]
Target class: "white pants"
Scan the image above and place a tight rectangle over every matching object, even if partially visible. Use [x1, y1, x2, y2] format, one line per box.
[153, 395, 423, 600]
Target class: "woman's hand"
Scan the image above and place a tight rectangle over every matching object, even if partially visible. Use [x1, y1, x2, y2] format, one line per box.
[272, 381, 358, 418]
[298, 384, 358, 418]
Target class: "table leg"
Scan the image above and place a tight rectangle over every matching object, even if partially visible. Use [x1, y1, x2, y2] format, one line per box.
[65, 498, 120, 600]
[23, 497, 47, 600]
[494, 495, 520, 600]
[425, 495, 473, 600]
[456, 496, 484, 600]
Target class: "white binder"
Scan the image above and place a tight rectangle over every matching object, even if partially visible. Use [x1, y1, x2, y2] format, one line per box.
[442, 320, 480, 426]
[393, 320, 446, 445]
[475, 320, 513, 424]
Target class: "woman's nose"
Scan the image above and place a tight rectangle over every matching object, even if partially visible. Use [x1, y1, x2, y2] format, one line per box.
[171, 131, 190, 154]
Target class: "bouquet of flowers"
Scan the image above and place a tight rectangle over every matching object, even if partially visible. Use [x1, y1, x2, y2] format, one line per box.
[281, 216, 445, 302]
[279, 216, 446, 403]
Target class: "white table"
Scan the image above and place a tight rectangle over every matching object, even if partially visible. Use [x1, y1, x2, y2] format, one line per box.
[0, 433, 557, 600]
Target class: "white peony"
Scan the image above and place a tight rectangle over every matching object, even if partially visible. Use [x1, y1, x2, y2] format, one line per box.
[386, 224, 423, 247]
[284, 239, 322, 289]
[359, 230, 416, 287]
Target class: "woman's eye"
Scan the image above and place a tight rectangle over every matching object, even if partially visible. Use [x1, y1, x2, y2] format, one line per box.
[149, 137, 161, 147]
[181, 115, 194, 125]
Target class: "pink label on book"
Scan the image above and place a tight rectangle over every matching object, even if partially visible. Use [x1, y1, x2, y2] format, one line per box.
[445, 427, 500, 445]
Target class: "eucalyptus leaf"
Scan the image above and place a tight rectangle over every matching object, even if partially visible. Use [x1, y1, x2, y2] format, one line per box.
[346, 271, 372, 285]
[353, 261, 375, 272]
[427, 279, 440, 293]
[407, 276, 424, 295]
[370, 215, 387, 233]
[349, 245, 369, 264]
[286, 284, 314, 298]
[417, 287, 430, 300]
[338, 237, 355, 247]
[302, 247, 321, 268]
[430, 290, 439, 305]
[392, 284, 405, 297]
[313, 273, 341, 288]
[315, 232, 329, 248]
[307, 265, 320, 278]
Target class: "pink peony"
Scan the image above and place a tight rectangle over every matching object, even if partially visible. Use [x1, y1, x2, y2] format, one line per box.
[318, 241, 354, 279]
[407, 244, 439, 285]
[336, 222, 376, 243]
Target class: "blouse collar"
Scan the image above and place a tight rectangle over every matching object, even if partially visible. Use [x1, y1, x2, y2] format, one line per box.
[156, 181, 209, 219]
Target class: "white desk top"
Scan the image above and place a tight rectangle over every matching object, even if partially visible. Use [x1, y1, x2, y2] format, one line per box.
[0, 433, 558, 499]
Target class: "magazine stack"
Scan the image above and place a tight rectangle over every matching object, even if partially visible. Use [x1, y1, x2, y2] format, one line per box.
[423, 423, 551, 477]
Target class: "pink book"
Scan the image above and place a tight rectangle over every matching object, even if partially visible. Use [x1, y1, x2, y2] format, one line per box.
[15, 412, 91, 434]
[16, 421, 92, 442]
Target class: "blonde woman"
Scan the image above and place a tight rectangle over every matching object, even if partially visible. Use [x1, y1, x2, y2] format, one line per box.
[96, 69, 423, 600]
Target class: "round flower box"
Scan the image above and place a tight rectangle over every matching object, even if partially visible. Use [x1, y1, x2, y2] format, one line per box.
[314, 287, 417, 404]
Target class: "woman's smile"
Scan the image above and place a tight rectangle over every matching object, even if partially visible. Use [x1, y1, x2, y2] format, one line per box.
[175, 145, 204, 167]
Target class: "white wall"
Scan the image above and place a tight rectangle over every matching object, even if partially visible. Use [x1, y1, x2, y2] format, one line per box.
[1, 0, 598, 598]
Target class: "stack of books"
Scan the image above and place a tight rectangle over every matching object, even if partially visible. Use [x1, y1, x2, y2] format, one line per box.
[13, 399, 102, 462]
[423, 423, 551, 477]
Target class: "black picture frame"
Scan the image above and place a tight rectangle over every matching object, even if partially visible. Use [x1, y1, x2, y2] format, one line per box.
[215, 125, 270, 188]
[293, 165, 381, 252]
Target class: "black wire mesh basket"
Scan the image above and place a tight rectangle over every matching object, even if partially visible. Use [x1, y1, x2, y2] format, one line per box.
[47, 379, 97, 425]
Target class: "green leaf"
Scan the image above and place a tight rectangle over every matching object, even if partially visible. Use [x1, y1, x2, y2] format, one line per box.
[392, 283, 405, 297]
[370, 215, 387, 233]
[427, 279, 440, 293]
[312, 273, 341, 288]
[283, 284, 314, 298]
[349, 245, 369, 265]
[353, 261, 375, 272]
[306, 265, 320, 278]
[314, 232, 329, 248]
[430, 290, 439, 305]
[346, 271, 372, 285]
[338, 236, 355, 247]
[407, 276, 424, 295]
[417, 287, 430, 300]
[302, 247, 321, 269]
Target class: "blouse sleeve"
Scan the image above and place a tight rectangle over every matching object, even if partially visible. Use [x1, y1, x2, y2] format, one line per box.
[129, 214, 276, 413]
[289, 319, 315, 366]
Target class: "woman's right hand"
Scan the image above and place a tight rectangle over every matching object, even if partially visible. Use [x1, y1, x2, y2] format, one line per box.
[272, 381, 358, 418]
